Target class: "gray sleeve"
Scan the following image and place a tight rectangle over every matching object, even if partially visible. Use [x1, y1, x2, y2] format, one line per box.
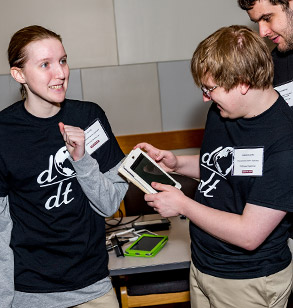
[0, 196, 14, 307]
[69, 152, 128, 217]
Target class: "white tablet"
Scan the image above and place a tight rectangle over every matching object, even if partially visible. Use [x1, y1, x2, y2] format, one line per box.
[119, 148, 181, 194]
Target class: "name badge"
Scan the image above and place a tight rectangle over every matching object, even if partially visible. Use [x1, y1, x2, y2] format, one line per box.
[232, 147, 264, 176]
[274, 80, 293, 106]
[84, 119, 109, 155]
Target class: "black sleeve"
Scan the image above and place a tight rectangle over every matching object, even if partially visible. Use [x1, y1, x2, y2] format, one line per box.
[247, 150, 293, 212]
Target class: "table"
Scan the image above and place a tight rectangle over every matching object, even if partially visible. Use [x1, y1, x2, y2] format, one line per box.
[108, 214, 191, 276]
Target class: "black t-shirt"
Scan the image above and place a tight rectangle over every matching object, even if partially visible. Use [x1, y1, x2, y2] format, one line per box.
[191, 96, 293, 279]
[272, 47, 293, 87]
[272, 47, 293, 234]
[0, 99, 124, 292]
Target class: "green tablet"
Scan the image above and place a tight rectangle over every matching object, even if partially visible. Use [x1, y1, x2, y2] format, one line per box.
[124, 234, 168, 257]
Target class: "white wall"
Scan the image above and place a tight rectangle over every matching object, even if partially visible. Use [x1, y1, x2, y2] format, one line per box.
[0, 0, 254, 136]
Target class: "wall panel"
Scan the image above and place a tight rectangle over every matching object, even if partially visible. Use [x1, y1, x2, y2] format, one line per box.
[81, 64, 162, 136]
[158, 60, 210, 131]
[114, 0, 254, 65]
[0, 0, 118, 75]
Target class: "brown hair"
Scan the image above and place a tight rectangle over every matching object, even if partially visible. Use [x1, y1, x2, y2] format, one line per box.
[8, 25, 62, 98]
[238, 0, 289, 10]
[190, 25, 274, 91]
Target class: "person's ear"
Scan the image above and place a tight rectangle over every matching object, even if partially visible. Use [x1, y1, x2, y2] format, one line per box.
[10, 67, 25, 84]
[240, 83, 250, 95]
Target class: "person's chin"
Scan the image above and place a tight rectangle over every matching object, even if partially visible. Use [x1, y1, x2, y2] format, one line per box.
[277, 45, 288, 52]
[52, 92, 66, 103]
[219, 109, 235, 119]
[276, 40, 291, 53]
[219, 110, 228, 118]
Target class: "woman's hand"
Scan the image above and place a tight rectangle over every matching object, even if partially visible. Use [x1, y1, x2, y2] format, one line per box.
[134, 142, 178, 173]
[58, 122, 85, 161]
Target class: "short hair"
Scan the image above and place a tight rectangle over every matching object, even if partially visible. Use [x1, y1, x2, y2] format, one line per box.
[238, 0, 289, 10]
[7, 25, 62, 98]
[190, 25, 274, 91]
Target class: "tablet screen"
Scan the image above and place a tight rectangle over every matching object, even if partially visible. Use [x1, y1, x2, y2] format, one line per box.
[130, 154, 176, 187]
[129, 236, 165, 251]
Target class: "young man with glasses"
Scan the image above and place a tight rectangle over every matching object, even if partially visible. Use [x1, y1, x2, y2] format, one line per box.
[238, 0, 293, 104]
[135, 25, 293, 307]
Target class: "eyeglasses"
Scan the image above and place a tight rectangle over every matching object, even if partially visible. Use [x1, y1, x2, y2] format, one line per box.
[201, 85, 218, 99]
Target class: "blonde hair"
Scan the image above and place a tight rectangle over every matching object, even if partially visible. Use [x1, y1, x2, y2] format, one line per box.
[190, 25, 274, 91]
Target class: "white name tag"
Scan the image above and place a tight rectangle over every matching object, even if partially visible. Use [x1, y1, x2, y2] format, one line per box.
[232, 147, 264, 176]
[84, 120, 109, 155]
[274, 80, 293, 106]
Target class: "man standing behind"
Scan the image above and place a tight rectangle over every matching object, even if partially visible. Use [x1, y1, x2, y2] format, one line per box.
[238, 0, 293, 105]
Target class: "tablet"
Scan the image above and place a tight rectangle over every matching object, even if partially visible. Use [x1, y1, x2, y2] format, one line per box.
[118, 148, 181, 194]
[124, 234, 168, 257]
